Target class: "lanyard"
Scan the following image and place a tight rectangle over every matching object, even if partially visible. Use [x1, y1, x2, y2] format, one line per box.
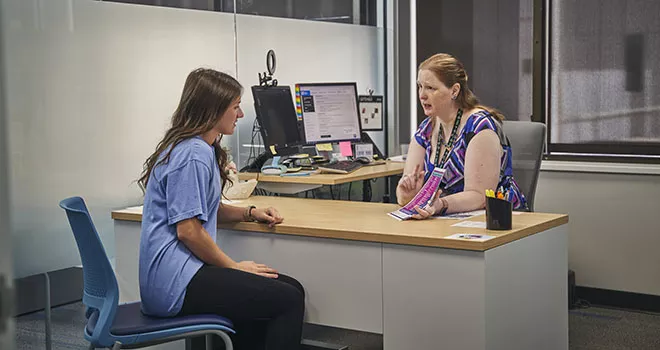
[433, 108, 463, 168]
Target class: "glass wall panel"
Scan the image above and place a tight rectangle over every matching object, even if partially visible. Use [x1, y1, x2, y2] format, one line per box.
[1, 0, 390, 280]
[1, 0, 235, 277]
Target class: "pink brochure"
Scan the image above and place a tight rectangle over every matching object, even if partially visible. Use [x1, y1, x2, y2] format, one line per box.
[388, 167, 446, 220]
[339, 141, 353, 157]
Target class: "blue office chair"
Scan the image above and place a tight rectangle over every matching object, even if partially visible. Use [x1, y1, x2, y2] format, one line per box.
[59, 196, 235, 350]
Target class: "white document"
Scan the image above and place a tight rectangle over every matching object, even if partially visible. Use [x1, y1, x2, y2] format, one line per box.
[387, 155, 406, 162]
[223, 179, 257, 200]
[221, 199, 243, 205]
[451, 221, 487, 229]
[123, 206, 144, 213]
[445, 233, 495, 242]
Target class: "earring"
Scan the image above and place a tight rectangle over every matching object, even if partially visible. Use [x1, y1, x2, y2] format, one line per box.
[451, 95, 457, 100]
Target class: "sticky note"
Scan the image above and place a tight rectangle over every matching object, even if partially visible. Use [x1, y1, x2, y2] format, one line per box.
[339, 141, 353, 157]
[315, 143, 333, 152]
[269, 145, 277, 155]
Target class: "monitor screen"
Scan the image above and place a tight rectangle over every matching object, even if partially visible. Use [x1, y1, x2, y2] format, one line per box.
[251, 86, 302, 151]
[296, 83, 362, 144]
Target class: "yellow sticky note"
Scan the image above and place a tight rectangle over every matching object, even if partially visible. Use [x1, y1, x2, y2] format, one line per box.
[269, 145, 277, 155]
[315, 143, 333, 152]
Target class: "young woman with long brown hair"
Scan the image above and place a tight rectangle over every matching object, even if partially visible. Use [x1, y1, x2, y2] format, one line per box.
[138, 68, 304, 349]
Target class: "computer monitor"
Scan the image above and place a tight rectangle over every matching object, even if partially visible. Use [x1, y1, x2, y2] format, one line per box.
[296, 82, 362, 144]
[251, 85, 303, 155]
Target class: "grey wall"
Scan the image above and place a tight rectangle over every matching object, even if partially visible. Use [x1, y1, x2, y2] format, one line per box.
[536, 169, 660, 296]
[395, 0, 412, 145]
[415, 0, 532, 123]
[416, 0, 474, 125]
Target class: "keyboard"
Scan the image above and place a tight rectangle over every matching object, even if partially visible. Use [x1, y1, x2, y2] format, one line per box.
[318, 160, 364, 174]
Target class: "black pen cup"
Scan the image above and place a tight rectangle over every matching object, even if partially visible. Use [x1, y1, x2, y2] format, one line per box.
[485, 196, 513, 230]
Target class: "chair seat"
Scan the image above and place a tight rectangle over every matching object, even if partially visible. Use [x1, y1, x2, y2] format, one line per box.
[87, 302, 234, 336]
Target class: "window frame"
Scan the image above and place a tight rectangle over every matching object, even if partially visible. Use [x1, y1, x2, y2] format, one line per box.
[533, 0, 660, 163]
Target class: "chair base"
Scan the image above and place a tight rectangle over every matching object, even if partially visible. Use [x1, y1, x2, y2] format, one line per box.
[92, 330, 233, 350]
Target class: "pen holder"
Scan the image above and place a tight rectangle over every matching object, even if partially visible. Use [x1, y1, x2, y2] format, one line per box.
[485, 196, 513, 230]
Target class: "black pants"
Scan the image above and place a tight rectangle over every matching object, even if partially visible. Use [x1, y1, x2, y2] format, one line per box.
[178, 265, 305, 350]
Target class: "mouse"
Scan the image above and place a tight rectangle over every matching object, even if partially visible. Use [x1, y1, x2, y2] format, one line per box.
[354, 156, 372, 164]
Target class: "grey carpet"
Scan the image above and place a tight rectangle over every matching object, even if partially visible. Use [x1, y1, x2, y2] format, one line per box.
[14, 302, 660, 349]
[569, 307, 660, 350]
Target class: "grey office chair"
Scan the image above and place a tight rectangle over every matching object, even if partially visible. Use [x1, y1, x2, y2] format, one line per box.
[501, 121, 546, 212]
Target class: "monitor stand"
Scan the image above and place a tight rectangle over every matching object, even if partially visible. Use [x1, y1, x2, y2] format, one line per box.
[239, 145, 302, 173]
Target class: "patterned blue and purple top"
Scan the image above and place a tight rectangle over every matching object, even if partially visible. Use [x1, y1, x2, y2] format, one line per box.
[413, 110, 528, 210]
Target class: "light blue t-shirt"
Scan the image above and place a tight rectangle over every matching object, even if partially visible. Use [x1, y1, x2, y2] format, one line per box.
[139, 136, 221, 317]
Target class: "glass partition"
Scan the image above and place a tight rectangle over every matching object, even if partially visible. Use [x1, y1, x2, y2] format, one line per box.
[1, 0, 389, 278]
[1, 0, 236, 277]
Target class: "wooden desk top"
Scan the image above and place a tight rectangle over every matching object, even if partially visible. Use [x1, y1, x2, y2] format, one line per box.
[237, 161, 404, 185]
[112, 196, 568, 252]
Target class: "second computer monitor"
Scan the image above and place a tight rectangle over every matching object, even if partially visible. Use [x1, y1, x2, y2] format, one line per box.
[296, 82, 362, 144]
[252, 85, 303, 154]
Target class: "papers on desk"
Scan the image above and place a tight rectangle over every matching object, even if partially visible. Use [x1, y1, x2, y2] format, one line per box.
[451, 221, 487, 229]
[387, 155, 406, 163]
[223, 179, 257, 200]
[122, 206, 144, 214]
[445, 233, 495, 242]
[280, 170, 317, 177]
[433, 210, 485, 220]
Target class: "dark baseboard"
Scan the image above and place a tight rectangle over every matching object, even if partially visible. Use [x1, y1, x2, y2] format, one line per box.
[576, 286, 660, 313]
[14, 266, 83, 316]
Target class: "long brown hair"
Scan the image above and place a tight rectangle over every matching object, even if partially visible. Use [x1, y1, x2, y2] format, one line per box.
[138, 68, 242, 193]
[419, 53, 505, 122]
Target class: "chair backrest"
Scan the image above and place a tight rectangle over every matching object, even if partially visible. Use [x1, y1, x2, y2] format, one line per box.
[59, 196, 119, 346]
[501, 121, 546, 211]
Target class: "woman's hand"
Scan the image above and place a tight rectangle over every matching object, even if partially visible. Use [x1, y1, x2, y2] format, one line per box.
[397, 164, 426, 205]
[225, 161, 238, 174]
[251, 207, 284, 227]
[234, 260, 278, 278]
[410, 191, 442, 220]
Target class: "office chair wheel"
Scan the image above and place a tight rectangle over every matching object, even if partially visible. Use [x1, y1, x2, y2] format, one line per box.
[112, 341, 123, 350]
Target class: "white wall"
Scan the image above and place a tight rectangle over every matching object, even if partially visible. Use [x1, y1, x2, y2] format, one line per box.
[536, 169, 660, 296]
[1, 0, 236, 278]
[233, 13, 385, 167]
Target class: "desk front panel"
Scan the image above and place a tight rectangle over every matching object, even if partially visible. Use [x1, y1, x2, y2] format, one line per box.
[217, 229, 384, 334]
